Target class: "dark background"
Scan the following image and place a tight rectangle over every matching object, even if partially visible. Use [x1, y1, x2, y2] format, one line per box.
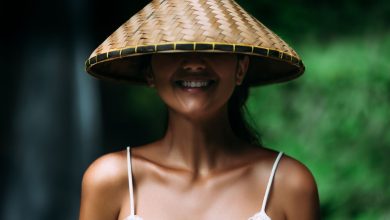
[1, 0, 389, 219]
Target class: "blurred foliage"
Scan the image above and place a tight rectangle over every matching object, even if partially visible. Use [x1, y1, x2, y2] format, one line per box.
[113, 0, 390, 219]
[247, 32, 390, 220]
[241, 1, 390, 218]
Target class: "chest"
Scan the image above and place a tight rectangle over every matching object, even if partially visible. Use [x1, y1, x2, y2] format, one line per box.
[118, 177, 283, 220]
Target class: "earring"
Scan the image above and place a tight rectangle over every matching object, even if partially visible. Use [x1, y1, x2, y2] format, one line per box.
[145, 68, 155, 87]
[147, 77, 155, 87]
[236, 74, 243, 86]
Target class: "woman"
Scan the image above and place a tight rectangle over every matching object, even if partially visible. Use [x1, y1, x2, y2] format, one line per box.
[80, 1, 320, 219]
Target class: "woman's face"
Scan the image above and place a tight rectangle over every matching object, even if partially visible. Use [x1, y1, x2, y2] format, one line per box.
[149, 52, 249, 120]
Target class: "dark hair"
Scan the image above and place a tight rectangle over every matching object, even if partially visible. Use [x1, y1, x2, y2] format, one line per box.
[227, 81, 262, 146]
[227, 55, 262, 146]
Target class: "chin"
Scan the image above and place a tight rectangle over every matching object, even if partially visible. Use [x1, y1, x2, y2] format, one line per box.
[175, 106, 226, 121]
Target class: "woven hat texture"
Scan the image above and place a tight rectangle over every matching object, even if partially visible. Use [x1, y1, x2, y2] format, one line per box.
[86, 0, 305, 86]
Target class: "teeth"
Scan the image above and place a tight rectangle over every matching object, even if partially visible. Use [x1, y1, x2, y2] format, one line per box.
[181, 81, 211, 88]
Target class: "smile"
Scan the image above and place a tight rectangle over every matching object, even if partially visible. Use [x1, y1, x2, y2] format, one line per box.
[175, 80, 215, 88]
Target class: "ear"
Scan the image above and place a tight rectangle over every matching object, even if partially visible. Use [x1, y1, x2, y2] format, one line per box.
[236, 55, 250, 85]
[144, 66, 155, 87]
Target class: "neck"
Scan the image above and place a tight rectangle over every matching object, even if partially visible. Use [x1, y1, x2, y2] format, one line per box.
[159, 105, 248, 177]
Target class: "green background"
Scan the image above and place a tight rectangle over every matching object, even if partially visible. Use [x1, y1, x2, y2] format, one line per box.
[242, 1, 390, 219]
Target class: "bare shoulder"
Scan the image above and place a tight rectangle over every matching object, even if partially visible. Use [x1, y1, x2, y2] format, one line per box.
[274, 152, 321, 219]
[82, 150, 127, 191]
[79, 150, 128, 220]
[276, 153, 318, 194]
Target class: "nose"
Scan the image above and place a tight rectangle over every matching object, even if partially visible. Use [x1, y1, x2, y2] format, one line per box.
[181, 53, 206, 72]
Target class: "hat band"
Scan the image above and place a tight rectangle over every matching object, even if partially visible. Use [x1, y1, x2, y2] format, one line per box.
[86, 42, 302, 70]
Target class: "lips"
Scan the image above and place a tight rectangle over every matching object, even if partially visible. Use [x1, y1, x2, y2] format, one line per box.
[175, 80, 216, 88]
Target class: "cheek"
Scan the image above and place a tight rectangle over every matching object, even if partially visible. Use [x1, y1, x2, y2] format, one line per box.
[212, 63, 239, 107]
[213, 64, 238, 89]
[151, 55, 180, 78]
[208, 55, 238, 81]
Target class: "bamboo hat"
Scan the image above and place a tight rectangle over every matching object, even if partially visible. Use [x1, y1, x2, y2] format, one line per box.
[85, 0, 305, 86]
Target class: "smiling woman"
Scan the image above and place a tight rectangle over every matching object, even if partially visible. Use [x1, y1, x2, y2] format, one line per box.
[79, 0, 320, 220]
[147, 53, 248, 120]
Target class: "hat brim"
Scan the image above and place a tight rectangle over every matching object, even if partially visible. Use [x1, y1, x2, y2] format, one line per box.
[86, 42, 304, 86]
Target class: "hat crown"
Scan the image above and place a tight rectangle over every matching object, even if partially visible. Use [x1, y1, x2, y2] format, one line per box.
[91, 0, 298, 58]
[86, 0, 304, 86]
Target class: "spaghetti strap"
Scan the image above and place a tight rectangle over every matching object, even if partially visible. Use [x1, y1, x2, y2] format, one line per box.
[126, 146, 136, 217]
[248, 152, 284, 220]
[260, 152, 283, 212]
[125, 146, 143, 220]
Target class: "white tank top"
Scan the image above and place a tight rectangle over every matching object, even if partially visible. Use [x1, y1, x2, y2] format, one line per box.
[125, 146, 283, 220]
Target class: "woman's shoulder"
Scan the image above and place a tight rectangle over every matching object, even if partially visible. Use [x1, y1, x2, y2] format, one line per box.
[252, 147, 320, 218]
[250, 146, 317, 188]
[272, 150, 318, 199]
[81, 149, 128, 198]
[80, 149, 130, 219]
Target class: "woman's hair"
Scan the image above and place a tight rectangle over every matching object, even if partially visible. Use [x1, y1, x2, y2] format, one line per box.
[227, 55, 263, 146]
[228, 80, 262, 146]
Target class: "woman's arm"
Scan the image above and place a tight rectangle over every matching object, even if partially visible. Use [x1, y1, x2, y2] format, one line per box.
[79, 153, 126, 220]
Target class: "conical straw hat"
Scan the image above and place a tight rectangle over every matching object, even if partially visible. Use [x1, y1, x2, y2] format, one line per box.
[85, 0, 305, 86]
